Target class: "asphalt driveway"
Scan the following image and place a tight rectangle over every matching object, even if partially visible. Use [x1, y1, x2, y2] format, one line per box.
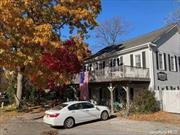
[1, 116, 180, 135]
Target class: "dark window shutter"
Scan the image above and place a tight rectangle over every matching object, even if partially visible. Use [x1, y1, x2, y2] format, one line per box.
[163, 53, 167, 71]
[179, 57, 180, 72]
[130, 54, 133, 67]
[142, 51, 146, 68]
[175, 56, 178, 72]
[120, 56, 123, 65]
[168, 54, 171, 71]
[156, 51, 159, 70]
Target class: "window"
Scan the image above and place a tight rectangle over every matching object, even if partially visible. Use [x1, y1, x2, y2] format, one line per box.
[89, 64, 92, 71]
[170, 56, 176, 71]
[98, 61, 106, 69]
[109, 59, 113, 67]
[81, 102, 94, 109]
[117, 56, 123, 66]
[159, 53, 163, 70]
[102, 61, 106, 69]
[95, 62, 99, 70]
[52, 104, 68, 110]
[113, 58, 116, 67]
[68, 103, 82, 110]
[135, 54, 141, 67]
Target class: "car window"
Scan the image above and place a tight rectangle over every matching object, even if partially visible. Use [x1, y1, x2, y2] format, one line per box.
[68, 103, 82, 110]
[81, 102, 94, 109]
[52, 104, 67, 110]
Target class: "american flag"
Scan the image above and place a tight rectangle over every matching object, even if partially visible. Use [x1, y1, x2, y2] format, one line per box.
[79, 71, 89, 100]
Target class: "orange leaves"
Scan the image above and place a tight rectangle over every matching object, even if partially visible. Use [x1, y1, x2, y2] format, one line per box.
[33, 24, 53, 46]
[0, 0, 101, 88]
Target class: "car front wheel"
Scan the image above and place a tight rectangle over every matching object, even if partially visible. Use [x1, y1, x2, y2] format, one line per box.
[101, 111, 109, 120]
[64, 117, 75, 128]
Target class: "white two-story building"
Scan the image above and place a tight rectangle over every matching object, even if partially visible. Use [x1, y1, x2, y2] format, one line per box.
[73, 24, 180, 113]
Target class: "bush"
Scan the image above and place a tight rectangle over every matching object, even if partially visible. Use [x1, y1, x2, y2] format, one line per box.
[130, 89, 159, 114]
[6, 76, 16, 104]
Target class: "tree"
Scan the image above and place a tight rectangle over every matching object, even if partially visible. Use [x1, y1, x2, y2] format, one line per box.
[0, 0, 101, 107]
[95, 16, 127, 46]
[166, 8, 180, 25]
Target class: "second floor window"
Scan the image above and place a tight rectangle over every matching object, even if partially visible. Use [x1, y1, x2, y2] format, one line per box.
[135, 54, 141, 67]
[117, 56, 123, 66]
[170, 56, 175, 71]
[159, 53, 164, 70]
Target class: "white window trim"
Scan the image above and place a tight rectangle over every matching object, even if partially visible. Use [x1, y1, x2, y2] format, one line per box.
[135, 54, 141, 67]
[158, 53, 165, 70]
[170, 56, 176, 71]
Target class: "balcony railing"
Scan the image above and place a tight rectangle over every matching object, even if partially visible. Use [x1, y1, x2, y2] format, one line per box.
[72, 65, 150, 84]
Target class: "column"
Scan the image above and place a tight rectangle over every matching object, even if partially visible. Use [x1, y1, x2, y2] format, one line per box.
[108, 83, 115, 114]
[123, 86, 130, 116]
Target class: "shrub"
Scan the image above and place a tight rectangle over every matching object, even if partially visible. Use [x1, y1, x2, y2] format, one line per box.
[130, 89, 160, 114]
[6, 76, 16, 104]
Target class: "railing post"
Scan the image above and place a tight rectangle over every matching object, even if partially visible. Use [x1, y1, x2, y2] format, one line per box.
[123, 65, 125, 78]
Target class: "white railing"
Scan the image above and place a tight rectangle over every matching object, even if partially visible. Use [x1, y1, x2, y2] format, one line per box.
[72, 65, 149, 83]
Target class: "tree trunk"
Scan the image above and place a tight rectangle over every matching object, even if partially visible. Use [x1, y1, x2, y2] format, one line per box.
[15, 72, 23, 107]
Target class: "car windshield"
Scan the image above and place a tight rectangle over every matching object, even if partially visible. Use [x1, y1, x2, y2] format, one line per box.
[52, 104, 67, 110]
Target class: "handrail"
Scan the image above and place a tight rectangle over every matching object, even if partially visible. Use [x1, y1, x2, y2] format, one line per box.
[72, 65, 150, 83]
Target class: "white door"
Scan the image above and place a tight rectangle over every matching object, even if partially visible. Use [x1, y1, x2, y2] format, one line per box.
[81, 102, 100, 121]
[68, 103, 88, 123]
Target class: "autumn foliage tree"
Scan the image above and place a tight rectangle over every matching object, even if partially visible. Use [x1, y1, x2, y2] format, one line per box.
[0, 0, 101, 107]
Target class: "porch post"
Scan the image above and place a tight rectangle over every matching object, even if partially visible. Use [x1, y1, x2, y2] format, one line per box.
[123, 86, 130, 116]
[108, 83, 115, 114]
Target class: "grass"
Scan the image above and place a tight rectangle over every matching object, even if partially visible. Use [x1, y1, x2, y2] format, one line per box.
[0, 104, 24, 123]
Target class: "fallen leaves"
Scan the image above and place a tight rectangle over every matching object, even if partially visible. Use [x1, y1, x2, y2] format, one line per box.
[128, 111, 180, 125]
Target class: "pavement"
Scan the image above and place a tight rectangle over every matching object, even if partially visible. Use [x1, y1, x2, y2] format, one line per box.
[0, 113, 180, 135]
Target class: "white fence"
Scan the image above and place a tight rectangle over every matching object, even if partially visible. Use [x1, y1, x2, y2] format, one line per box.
[162, 90, 180, 113]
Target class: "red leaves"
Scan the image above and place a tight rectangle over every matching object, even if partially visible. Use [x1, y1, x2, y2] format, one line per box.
[41, 39, 81, 74]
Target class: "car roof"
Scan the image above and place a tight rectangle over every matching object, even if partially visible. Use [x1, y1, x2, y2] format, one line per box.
[63, 101, 89, 105]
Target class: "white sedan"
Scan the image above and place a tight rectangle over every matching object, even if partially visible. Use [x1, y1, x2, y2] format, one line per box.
[43, 101, 110, 128]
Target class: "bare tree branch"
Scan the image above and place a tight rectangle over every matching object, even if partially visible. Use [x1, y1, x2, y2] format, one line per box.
[95, 16, 129, 46]
[166, 8, 180, 25]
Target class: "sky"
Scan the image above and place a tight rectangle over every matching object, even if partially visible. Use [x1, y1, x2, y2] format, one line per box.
[85, 0, 180, 53]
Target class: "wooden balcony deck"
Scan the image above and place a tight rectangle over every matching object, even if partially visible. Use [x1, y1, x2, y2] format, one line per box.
[72, 65, 150, 84]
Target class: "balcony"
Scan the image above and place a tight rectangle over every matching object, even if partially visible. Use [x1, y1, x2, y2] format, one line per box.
[72, 65, 150, 84]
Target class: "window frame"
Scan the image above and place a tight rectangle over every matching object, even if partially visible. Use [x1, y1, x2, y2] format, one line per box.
[68, 103, 82, 111]
[170, 56, 176, 71]
[158, 53, 164, 70]
[135, 54, 141, 68]
[81, 102, 94, 109]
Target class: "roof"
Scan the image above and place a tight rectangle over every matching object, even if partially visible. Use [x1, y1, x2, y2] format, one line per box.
[87, 23, 179, 60]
